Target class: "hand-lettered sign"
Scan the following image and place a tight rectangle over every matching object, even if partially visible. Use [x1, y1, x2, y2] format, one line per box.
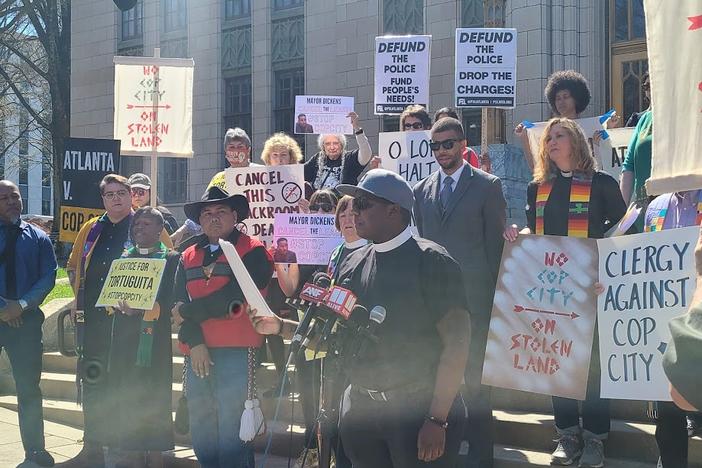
[378, 130, 436, 183]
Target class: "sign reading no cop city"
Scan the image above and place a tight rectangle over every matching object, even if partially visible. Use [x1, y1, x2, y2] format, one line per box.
[455, 28, 517, 108]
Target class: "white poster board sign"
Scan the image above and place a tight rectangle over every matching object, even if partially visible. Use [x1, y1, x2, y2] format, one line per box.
[374, 35, 431, 115]
[219, 239, 274, 318]
[294, 96, 354, 135]
[595, 127, 634, 179]
[597, 227, 698, 401]
[272, 213, 342, 265]
[455, 28, 517, 108]
[378, 130, 436, 183]
[523, 116, 608, 165]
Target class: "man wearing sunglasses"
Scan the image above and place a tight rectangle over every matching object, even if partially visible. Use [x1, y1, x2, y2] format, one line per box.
[127, 173, 179, 235]
[413, 117, 506, 468]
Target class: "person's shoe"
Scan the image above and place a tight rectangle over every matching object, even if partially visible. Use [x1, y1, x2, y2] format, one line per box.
[53, 443, 104, 468]
[551, 433, 582, 465]
[293, 447, 320, 468]
[578, 438, 604, 468]
[25, 449, 55, 467]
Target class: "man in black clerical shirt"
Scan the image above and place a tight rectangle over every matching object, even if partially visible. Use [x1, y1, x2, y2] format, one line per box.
[250, 169, 471, 468]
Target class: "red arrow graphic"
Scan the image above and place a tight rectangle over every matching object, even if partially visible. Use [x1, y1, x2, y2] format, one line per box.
[127, 103, 172, 110]
[689, 15, 702, 31]
[513, 304, 579, 320]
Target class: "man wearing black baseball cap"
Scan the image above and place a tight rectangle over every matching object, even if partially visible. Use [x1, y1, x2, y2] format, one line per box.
[250, 169, 471, 467]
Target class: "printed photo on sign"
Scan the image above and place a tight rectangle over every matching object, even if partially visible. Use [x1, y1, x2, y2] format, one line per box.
[374, 35, 431, 115]
[378, 131, 436, 183]
[293, 95, 354, 135]
[272, 213, 342, 265]
[96, 258, 167, 310]
[224, 164, 305, 246]
[483, 235, 599, 400]
[597, 227, 698, 401]
[114, 57, 194, 157]
[59, 137, 121, 243]
[455, 28, 517, 108]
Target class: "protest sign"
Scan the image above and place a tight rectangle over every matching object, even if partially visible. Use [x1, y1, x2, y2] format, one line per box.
[378, 130, 436, 183]
[95, 258, 166, 310]
[219, 239, 274, 318]
[59, 138, 121, 243]
[523, 116, 608, 164]
[597, 226, 698, 401]
[595, 127, 634, 179]
[114, 57, 194, 157]
[272, 213, 342, 265]
[455, 28, 517, 108]
[483, 235, 598, 400]
[225, 165, 305, 246]
[643, 1, 702, 195]
[374, 35, 431, 114]
[293, 96, 354, 135]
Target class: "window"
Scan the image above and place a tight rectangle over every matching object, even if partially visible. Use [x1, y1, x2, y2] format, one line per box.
[382, 116, 400, 133]
[273, 68, 305, 150]
[461, 109, 482, 147]
[117, 45, 144, 57]
[462, 0, 483, 28]
[158, 158, 188, 203]
[19, 109, 29, 155]
[271, 16, 304, 65]
[19, 154, 28, 214]
[120, 156, 144, 178]
[383, 0, 423, 35]
[613, 0, 646, 42]
[225, 0, 251, 19]
[163, 0, 187, 33]
[122, 0, 143, 41]
[224, 75, 252, 137]
[273, 0, 303, 10]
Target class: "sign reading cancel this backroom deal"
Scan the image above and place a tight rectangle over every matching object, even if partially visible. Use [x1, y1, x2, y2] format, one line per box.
[455, 28, 517, 108]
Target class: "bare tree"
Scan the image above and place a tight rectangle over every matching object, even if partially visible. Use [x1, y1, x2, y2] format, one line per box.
[0, 0, 70, 235]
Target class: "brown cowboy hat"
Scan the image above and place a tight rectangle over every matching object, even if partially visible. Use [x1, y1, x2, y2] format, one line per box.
[184, 186, 250, 223]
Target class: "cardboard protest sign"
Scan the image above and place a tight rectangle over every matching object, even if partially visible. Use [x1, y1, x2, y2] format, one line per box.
[59, 138, 121, 243]
[96, 258, 166, 310]
[374, 35, 431, 114]
[272, 213, 342, 265]
[595, 127, 634, 179]
[483, 235, 599, 400]
[455, 28, 517, 108]
[523, 116, 607, 164]
[643, 1, 702, 195]
[378, 130, 436, 183]
[219, 239, 274, 318]
[597, 226, 698, 401]
[114, 57, 194, 157]
[225, 165, 305, 246]
[293, 96, 354, 135]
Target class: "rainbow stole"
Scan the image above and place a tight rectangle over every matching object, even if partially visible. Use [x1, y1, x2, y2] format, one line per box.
[646, 192, 702, 232]
[535, 177, 592, 238]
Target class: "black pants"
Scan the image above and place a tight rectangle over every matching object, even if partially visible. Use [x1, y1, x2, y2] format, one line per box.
[655, 401, 688, 467]
[0, 309, 45, 453]
[339, 385, 464, 468]
[296, 355, 321, 448]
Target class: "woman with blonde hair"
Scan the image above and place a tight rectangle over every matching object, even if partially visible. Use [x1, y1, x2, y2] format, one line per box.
[261, 132, 304, 166]
[503, 117, 631, 468]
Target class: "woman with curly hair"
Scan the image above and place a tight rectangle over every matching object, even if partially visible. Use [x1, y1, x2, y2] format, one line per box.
[504, 118, 630, 468]
[261, 132, 304, 166]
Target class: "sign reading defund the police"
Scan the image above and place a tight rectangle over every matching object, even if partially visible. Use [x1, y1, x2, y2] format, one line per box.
[95, 258, 167, 310]
[59, 138, 121, 243]
[597, 226, 698, 401]
[374, 35, 431, 114]
[225, 164, 305, 247]
[483, 235, 598, 400]
[455, 28, 517, 108]
[378, 130, 435, 183]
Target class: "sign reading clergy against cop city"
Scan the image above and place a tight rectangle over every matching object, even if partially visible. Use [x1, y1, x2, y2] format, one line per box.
[378, 130, 436, 183]
[293, 96, 354, 135]
[597, 227, 698, 401]
[455, 28, 517, 108]
[96, 258, 167, 310]
[272, 213, 342, 265]
[59, 138, 121, 243]
[483, 235, 599, 400]
[225, 165, 305, 247]
[374, 35, 431, 114]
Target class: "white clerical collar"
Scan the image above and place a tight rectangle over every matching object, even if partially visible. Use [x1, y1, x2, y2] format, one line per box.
[372, 226, 413, 253]
[345, 238, 367, 249]
[439, 161, 467, 187]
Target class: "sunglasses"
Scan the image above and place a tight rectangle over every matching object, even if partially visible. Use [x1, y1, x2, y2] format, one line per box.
[310, 202, 334, 213]
[429, 138, 459, 151]
[352, 195, 390, 212]
[403, 122, 425, 130]
[131, 188, 148, 196]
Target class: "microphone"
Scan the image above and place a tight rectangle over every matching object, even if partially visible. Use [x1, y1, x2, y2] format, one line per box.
[339, 305, 387, 365]
[316, 280, 358, 349]
[368, 305, 387, 333]
[288, 272, 331, 358]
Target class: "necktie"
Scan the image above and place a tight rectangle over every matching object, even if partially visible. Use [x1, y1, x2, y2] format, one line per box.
[440, 177, 454, 211]
[2, 224, 22, 299]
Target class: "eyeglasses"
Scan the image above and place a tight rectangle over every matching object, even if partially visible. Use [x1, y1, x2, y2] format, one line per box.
[131, 188, 148, 196]
[102, 190, 129, 200]
[352, 195, 389, 212]
[403, 122, 425, 130]
[310, 202, 334, 213]
[429, 139, 459, 151]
